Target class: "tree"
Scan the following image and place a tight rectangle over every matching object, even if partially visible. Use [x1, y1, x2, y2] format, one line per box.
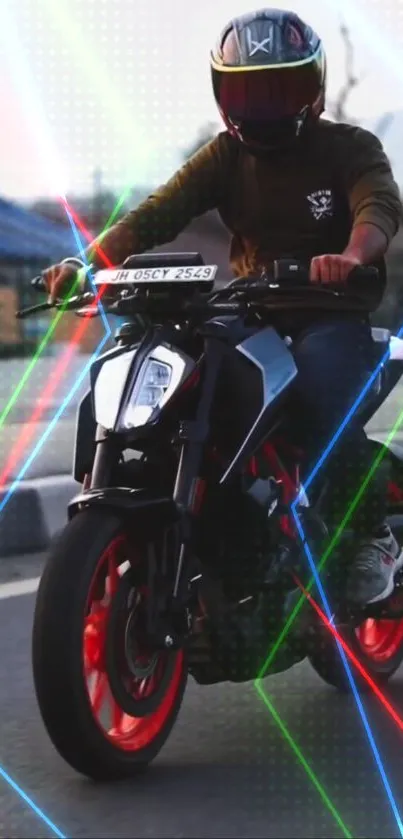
[31, 189, 126, 233]
[182, 121, 220, 160]
[30, 199, 70, 226]
[326, 23, 362, 124]
[327, 22, 393, 141]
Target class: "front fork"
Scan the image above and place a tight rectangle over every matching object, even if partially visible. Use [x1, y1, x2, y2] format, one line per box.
[82, 473, 91, 492]
[164, 339, 225, 644]
[85, 338, 225, 650]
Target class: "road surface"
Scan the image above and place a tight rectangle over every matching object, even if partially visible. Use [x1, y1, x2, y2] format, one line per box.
[1, 557, 403, 839]
[2, 355, 403, 837]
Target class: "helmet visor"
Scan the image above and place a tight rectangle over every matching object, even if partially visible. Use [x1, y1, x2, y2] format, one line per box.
[212, 56, 324, 123]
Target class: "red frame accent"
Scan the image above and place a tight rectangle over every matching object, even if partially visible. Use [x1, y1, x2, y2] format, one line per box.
[387, 480, 403, 505]
[207, 439, 301, 535]
[192, 477, 206, 514]
[179, 368, 200, 394]
[260, 439, 300, 537]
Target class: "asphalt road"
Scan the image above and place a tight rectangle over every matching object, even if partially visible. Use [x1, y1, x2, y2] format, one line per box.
[1, 558, 403, 839]
[2, 353, 403, 838]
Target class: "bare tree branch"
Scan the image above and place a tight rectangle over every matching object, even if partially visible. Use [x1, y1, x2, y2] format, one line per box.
[327, 23, 396, 150]
[328, 22, 362, 124]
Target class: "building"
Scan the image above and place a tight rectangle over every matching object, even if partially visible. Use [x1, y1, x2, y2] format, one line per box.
[0, 196, 103, 354]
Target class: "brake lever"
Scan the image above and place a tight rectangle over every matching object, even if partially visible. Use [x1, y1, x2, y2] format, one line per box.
[16, 292, 95, 320]
[63, 292, 95, 310]
[16, 301, 54, 319]
[16, 273, 49, 315]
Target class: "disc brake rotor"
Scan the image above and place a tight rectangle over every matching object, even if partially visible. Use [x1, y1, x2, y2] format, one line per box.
[105, 568, 177, 717]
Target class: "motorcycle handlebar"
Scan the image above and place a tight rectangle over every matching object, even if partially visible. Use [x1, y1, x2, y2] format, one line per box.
[20, 261, 379, 320]
[29, 262, 379, 293]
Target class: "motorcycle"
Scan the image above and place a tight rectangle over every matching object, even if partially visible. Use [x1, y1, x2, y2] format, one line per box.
[18, 252, 403, 781]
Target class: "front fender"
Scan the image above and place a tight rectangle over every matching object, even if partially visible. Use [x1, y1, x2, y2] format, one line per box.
[68, 487, 179, 529]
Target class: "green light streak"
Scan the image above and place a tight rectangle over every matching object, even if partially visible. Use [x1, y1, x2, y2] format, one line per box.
[0, 287, 78, 429]
[0, 184, 132, 429]
[254, 399, 403, 835]
[256, 402, 403, 679]
[38, 0, 155, 178]
[255, 682, 353, 838]
[6, 7, 365, 825]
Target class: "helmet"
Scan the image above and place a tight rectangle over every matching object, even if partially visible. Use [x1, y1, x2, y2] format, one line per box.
[210, 8, 326, 153]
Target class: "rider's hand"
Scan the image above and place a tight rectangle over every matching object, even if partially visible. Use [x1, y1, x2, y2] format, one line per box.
[310, 254, 361, 285]
[42, 262, 78, 302]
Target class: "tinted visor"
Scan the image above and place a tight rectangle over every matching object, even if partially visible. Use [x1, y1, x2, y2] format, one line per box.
[212, 56, 323, 123]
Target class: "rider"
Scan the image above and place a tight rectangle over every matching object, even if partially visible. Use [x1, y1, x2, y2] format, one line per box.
[43, 8, 402, 606]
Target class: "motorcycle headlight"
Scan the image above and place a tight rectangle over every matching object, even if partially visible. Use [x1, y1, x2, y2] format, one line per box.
[123, 359, 172, 427]
[119, 346, 186, 429]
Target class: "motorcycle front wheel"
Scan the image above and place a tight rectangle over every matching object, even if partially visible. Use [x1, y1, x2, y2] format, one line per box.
[32, 509, 187, 780]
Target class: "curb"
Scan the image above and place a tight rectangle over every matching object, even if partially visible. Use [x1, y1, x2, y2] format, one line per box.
[0, 475, 79, 557]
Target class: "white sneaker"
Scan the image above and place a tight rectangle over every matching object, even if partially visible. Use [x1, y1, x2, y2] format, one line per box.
[346, 526, 403, 606]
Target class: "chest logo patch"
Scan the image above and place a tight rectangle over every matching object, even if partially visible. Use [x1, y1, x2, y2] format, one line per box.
[307, 189, 333, 221]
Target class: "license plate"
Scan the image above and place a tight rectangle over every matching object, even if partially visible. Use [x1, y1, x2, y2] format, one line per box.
[95, 265, 218, 284]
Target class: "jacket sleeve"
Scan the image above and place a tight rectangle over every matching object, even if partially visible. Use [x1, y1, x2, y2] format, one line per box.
[341, 126, 402, 244]
[86, 132, 233, 268]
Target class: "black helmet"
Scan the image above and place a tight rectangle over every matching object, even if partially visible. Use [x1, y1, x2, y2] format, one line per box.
[210, 8, 326, 153]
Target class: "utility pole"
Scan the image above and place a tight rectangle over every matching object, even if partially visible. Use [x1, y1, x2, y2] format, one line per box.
[92, 167, 103, 227]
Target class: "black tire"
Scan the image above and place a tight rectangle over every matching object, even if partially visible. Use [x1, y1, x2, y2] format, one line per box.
[32, 509, 187, 781]
[308, 617, 403, 693]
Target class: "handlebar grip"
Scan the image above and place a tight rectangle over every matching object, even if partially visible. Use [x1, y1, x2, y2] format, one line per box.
[16, 301, 53, 319]
[348, 265, 379, 279]
[31, 274, 46, 292]
[347, 265, 380, 291]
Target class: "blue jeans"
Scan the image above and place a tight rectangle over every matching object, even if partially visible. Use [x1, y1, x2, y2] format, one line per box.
[287, 315, 385, 536]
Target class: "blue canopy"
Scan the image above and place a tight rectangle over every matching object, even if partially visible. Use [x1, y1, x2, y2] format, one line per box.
[0, 197, 79, 262]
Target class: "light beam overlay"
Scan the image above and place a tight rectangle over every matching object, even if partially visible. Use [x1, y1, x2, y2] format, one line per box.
[1, 0, 403, 836]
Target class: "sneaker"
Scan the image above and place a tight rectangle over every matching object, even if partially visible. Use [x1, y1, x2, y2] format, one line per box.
[346, 525, 403, 606]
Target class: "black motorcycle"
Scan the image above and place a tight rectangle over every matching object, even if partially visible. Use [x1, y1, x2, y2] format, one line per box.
[20, 253, 403, 781]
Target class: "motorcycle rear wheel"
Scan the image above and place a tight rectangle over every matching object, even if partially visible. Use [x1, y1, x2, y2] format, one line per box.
[32, 510, 186, 780]
[309, 515, 403, 692]
[308, 614, 403, 692]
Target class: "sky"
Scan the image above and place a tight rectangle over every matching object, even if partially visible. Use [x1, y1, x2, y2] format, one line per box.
[0, 0, 402, 201]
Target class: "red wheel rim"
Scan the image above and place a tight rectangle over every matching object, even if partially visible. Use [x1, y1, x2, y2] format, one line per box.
[82, 535, 184, 751]
[355, 618, 403, 664]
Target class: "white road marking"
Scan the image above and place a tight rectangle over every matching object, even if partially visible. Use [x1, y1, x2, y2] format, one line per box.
[0, 576, 40, 600]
